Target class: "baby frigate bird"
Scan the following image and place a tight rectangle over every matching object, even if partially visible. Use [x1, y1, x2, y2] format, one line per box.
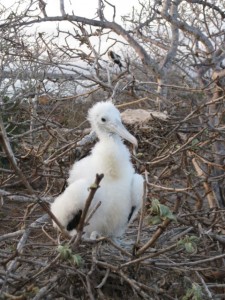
[51, 101, 143, 238]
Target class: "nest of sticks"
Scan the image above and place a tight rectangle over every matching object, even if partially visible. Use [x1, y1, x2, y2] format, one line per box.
[0, 103, 225, 300]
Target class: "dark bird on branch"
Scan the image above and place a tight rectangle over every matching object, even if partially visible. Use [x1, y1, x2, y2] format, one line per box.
[108, 50, 123, 70]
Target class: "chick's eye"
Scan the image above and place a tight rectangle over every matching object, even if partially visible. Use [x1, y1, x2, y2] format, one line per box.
[101, 117, 106, 122]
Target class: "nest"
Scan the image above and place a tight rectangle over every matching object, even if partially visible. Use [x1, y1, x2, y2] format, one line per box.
[0, 102, 225, 299]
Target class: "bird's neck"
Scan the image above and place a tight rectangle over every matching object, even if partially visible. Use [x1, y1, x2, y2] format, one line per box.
[95, 135, 131, 179]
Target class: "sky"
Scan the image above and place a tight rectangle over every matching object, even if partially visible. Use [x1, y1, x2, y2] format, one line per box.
[46, 0, 139, 21]
[1, 0, 139, 21]
[44, 0, 139, 37]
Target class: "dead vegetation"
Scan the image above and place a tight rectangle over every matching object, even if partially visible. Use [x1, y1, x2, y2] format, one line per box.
[0, 93, 225, 300]
[1, 0, 225, 298]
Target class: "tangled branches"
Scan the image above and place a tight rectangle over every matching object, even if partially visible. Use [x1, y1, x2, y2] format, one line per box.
[0, 89, 225, 299]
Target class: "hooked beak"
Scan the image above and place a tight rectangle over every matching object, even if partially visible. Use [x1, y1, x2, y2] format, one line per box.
[108, 120, 138, 147]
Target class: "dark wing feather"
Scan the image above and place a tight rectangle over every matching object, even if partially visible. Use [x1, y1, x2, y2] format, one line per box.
[128, 206, 136, 222]
[67, 209, 82, 231]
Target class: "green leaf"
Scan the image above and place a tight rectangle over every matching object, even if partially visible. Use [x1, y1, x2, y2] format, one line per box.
[178, 235, 199, 253]
[189, 235, 199, 242]
[159, 204, 170, 217]
[149, 215, 162, 225]
[163, 210, 177, 221]
[191, 138, 199, 146]
[57, 244, 83, 266]
[182, 283, 203, 300]
[71, 254, 83, 267]
[151, 198, 160, 214]
[149, 199, 176, 222]
[159, 204, 176, 221]
[191, 138, 200, 150]
[57, 244, 72, 259]
[192, 283, 202, 299]
[185, 242, 195, 253]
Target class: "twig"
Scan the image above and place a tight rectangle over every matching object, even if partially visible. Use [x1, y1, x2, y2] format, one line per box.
[206, 232, 225, 245]
[146, 182, 192, 192]
[169, 226, 194, 242]
[85, 200, 102, 225]
[106, 238, 132, 257]
[195, 271, 213, 300]
[116, 97, 149, 108]
[41, 224, 57, 244]
[119, 270, 151, 299]
[121, 244, 177, 268]
[136, 177, 147, 246]
[73, 174, 104, 246]
[96, 268, 110, 288]
[0, 230, 25, 242]
[86, 275, 95, 300]
[136, 218, 172, 256]
[155, 253, 225, 267]
[0, 189, 53, 203]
